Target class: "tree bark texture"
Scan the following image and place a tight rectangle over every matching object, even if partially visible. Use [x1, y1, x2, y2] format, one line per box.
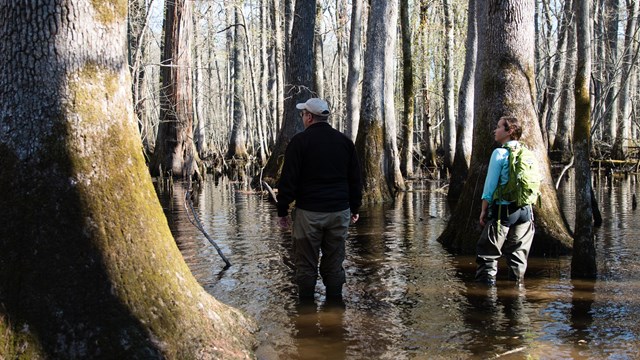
[612, 0, 639, 159]
[259, 0, 317, 187]
[355, 0, 404, 203]
[0, 1, 256, 358]
[551, 3, 577, 163]
[448, 0, 477, 200]
[546, 0, 573, 149]
[572, 0, 597, 278]
[442, 0, 457, 170]
[400, 0, 415, 178]
[152, 0, 201, 179]
[226, 7, 249, 161]
[603, 0, 620, 144]
[438, 0, 573, 255]
[345, 0, 363, 142]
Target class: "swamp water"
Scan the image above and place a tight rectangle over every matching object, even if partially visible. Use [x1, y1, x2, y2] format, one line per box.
[158, 174, 640, 359]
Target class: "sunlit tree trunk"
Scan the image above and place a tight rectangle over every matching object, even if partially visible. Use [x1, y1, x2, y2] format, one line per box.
[356, 0, 404, 203]
[448, 0, 477, 200]
[551, 5, 577, 163]
[400, 0, 415, 178]
[438, 0, 573, 255]
[345, 0, 363, 141]
[572, 0, 597, 278]
[546, 0, 573, 149]
[257, 0, 269, 164]
[152, 0, 201, 179]
[0, 1, 255, 358]
[259, 0, 317, 186]
[612, 0, 639, 159]
[128, 0, 152, 154]
[313, 2, 325, 99]
[603, 0, 621, 144]
[442, 0, 456, 170]
[226, 6, 249, 162]
[272, 0, 285, 141]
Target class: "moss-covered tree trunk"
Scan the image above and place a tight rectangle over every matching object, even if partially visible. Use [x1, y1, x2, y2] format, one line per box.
[151, 0, 202, 179]
[256, 0, 317, 187]
[437, 0, 573, 255]
[0, 2, 255, 358]
[571, 0, 597, 278]
[355, 0, 405, 203]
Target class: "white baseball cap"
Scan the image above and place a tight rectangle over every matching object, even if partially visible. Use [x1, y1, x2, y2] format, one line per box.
[296, 98, 330, 117]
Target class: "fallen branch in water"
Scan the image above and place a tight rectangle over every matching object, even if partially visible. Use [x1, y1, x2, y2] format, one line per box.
[492, 346, 526, 358]
[184, 189, 232, 269]
[262, 180, 278, 203]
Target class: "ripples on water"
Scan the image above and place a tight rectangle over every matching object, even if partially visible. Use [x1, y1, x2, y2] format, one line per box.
[158, 174, 640, 359]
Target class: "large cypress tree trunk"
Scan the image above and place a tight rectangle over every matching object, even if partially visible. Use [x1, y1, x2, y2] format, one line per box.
[572, 0, 597, 278]
[0, 2, 255, 358]
[437, 0, 573, 255]
[355, 0, 404, 203]
[152, 0, 201, 179]
[226, 6, 249, 162]
[257, 0, 317, 187]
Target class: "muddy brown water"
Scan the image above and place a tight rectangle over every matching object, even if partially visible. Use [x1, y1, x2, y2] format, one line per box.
[158, 174, 640, 359]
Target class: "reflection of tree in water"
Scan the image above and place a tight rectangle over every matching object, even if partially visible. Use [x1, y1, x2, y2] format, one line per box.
[569, 279, 595, 343]
[462, 284, 532, 358]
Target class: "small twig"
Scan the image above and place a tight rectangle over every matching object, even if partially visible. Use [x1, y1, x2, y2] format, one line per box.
[555, 155, 575, 190]
[492, 346, 527, 359]
[184, 189, 231, 269]
[262, 180, 278, 203]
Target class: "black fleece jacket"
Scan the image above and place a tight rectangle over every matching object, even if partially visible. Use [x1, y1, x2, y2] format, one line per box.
[276, 122, 362, 217]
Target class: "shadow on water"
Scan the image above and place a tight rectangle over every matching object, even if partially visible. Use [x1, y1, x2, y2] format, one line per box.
[158, 173, 640, 359]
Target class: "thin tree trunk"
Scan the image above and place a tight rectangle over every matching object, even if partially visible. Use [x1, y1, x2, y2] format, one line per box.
[572, 0, 597, 278]
[442, 0, 456, 170]
[604, 0, 621, 144]
[272, 0, 286, 141]
[0, 2, 255, 357]
[448, 0, 477, 200]
[314, 2, 325, 99]
[612, 0, 639, 159]
[226, 7, 249, 164]
[551, 5, 577, 163]
[345, 0, 363, 141]
[400, 0, 415, 178]
[546, 0, 574, 149]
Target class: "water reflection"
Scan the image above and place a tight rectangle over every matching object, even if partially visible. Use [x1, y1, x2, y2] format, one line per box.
[157, 175, 640, 359]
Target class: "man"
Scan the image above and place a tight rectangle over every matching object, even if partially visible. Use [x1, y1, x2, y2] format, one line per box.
[277, 98, 362, 300]
[475, 116, 535, 286]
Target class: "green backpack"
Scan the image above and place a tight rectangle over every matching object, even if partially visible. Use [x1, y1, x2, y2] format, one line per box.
[492, 142, 542, 208]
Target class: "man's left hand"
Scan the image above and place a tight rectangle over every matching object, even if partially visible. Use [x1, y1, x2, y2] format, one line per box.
[278, 216, 291, 229]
